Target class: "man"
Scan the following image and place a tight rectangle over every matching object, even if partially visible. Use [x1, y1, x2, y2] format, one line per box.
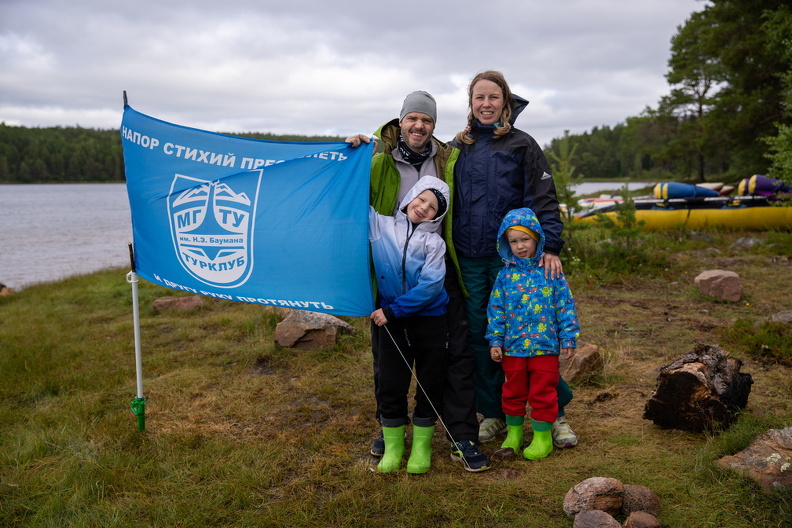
[347, 90, 491, 472]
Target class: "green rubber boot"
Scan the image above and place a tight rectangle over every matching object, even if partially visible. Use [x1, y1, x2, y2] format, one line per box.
[377, 425, 405, 473]
[406, 425, 435, 474]
[523, 420, 553, 460]
[501, 415, 524, 454]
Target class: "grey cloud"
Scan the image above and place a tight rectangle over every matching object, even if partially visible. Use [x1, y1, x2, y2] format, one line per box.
[0, 0, 701, 146]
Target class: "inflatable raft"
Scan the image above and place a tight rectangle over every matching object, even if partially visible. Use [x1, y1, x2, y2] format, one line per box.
[573, 176, 792, 230]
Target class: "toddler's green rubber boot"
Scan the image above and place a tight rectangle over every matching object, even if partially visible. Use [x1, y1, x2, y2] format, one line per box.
[523, 420, 553, 460]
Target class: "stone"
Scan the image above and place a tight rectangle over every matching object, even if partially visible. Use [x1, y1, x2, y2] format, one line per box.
[621, 484, 661, 517]
[694, 269, 742, 302]
[274, 310, 356, 350]
[563, 477, 624, 518]
[716, 427, 792, 492]
[729, 237, 764, 250]
[152, 295, 204, 311]
[769, 310, 792, 324]
[572, 510, 621, 528]
[560, 342, 603, 383]
[643, 343, 753, 432]
[623, 511, 660, 528]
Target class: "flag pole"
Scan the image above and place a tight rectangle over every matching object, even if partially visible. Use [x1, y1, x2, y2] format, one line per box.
[126, 242, 146, 431]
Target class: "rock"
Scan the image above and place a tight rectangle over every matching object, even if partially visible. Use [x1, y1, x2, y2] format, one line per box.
[152, 295, 204, 311]
[769, 310, 792, 324]
[621, 484, 661, 517]
[572, 509, 621, 528]
[694, 269, 742, 302]
[623, 511, 660, 528]
[689, 231, 714, 242]
[0, 285, 14, 296]
[716, 427, 792, 492]
[563, 477, 624, 518]
[643, 343, 753, 432]
[560, 342, 603, 383]
[730, 237, 763, 250]
[274, 310, 356, 350]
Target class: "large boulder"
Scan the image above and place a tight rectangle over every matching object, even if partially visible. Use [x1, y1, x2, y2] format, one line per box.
[563, 477, 624, 518]
[152, 295, 204, 311]
[694, 269, 742, 302]
[716, 427, 792, 492]
[621, 484, 661, 517]
[624, 511, 661, 528]
[560, 342, 603, 383]
[274, 310, 356, 350]
[572, 509, 621, 528]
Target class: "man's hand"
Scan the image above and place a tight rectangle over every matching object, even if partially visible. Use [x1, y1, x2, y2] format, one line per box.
[345, 134, 371, 148]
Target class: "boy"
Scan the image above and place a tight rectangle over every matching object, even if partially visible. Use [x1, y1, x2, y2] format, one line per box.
[369, 175, 450, 474]
[486, 208, 580, 460]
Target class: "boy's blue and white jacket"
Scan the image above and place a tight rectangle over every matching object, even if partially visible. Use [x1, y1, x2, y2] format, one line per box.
[369, 175, 450, 319]
[486, 208, 579, 357]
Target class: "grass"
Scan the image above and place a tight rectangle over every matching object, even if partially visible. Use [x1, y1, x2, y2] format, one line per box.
[1, 228, 791, 527]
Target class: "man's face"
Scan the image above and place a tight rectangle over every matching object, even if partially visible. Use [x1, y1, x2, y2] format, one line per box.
[399, 112, 435, 152]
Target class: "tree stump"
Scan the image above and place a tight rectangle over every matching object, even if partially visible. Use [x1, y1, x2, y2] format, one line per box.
[643, 343, 752, 432]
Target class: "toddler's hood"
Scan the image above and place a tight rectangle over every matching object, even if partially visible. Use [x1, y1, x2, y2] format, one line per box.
[496, 207, 545, 263]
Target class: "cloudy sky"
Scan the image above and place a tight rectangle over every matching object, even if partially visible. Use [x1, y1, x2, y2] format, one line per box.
[1, 0, 705, 147]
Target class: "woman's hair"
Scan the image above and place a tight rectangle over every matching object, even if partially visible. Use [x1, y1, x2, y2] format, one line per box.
[454, 70, 514, 145]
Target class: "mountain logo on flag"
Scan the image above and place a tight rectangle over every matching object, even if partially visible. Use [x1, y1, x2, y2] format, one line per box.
[167, 172, 262, 288]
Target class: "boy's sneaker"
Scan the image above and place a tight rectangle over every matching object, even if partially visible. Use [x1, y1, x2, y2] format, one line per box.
[370, 432, 384, 457]
[552, 416, 578, 448]
[450, 441, 491, 472]
[478, 417, 507, 442]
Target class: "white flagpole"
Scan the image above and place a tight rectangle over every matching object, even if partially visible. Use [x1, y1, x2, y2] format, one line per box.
[127, 243, 146, 431]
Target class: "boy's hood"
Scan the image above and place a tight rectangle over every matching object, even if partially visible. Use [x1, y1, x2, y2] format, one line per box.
[398, 175, 450, 231]
[496, 207, 545, 263]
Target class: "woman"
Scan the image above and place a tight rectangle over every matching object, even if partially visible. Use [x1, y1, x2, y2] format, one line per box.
[448, 70, 577, 448]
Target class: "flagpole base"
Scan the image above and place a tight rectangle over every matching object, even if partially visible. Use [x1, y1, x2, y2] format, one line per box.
[130, 397, 146, 431]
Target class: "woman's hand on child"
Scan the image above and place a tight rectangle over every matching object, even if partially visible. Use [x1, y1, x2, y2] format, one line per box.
[490, 346, 503, 363]
[370, 308, 388, 327]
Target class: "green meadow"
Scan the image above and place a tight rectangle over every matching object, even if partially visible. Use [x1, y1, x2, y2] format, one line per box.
[1, 227, 791, 527]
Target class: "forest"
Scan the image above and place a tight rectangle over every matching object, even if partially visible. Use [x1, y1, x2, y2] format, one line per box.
[1, 1, 790, 187]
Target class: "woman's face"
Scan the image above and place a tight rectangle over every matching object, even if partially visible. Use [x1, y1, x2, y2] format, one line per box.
[471, 79, 505, 126]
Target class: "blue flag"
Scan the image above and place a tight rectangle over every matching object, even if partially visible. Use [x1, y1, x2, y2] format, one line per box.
[121, 105, 375, 317]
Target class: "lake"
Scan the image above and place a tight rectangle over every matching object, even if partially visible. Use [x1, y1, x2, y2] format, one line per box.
[0, 181, 654, 291]
[0, 183, 133, 291]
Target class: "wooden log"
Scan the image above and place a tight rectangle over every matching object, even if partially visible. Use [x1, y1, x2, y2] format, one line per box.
[643, 343, 752, 432]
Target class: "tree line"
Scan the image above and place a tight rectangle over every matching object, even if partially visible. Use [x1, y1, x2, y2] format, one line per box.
[2, 1, 789, 187]
[546, 0, 792, 187]
[0, 124, 346, 184]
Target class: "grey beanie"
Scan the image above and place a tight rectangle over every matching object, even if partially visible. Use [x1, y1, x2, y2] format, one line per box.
[400, 91, 437, 123]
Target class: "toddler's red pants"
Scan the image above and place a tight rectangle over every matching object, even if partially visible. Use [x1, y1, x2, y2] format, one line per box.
[501, 354, 559, 423]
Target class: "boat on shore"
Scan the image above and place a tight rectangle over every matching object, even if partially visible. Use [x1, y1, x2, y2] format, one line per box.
[572, 176, 792, 230]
